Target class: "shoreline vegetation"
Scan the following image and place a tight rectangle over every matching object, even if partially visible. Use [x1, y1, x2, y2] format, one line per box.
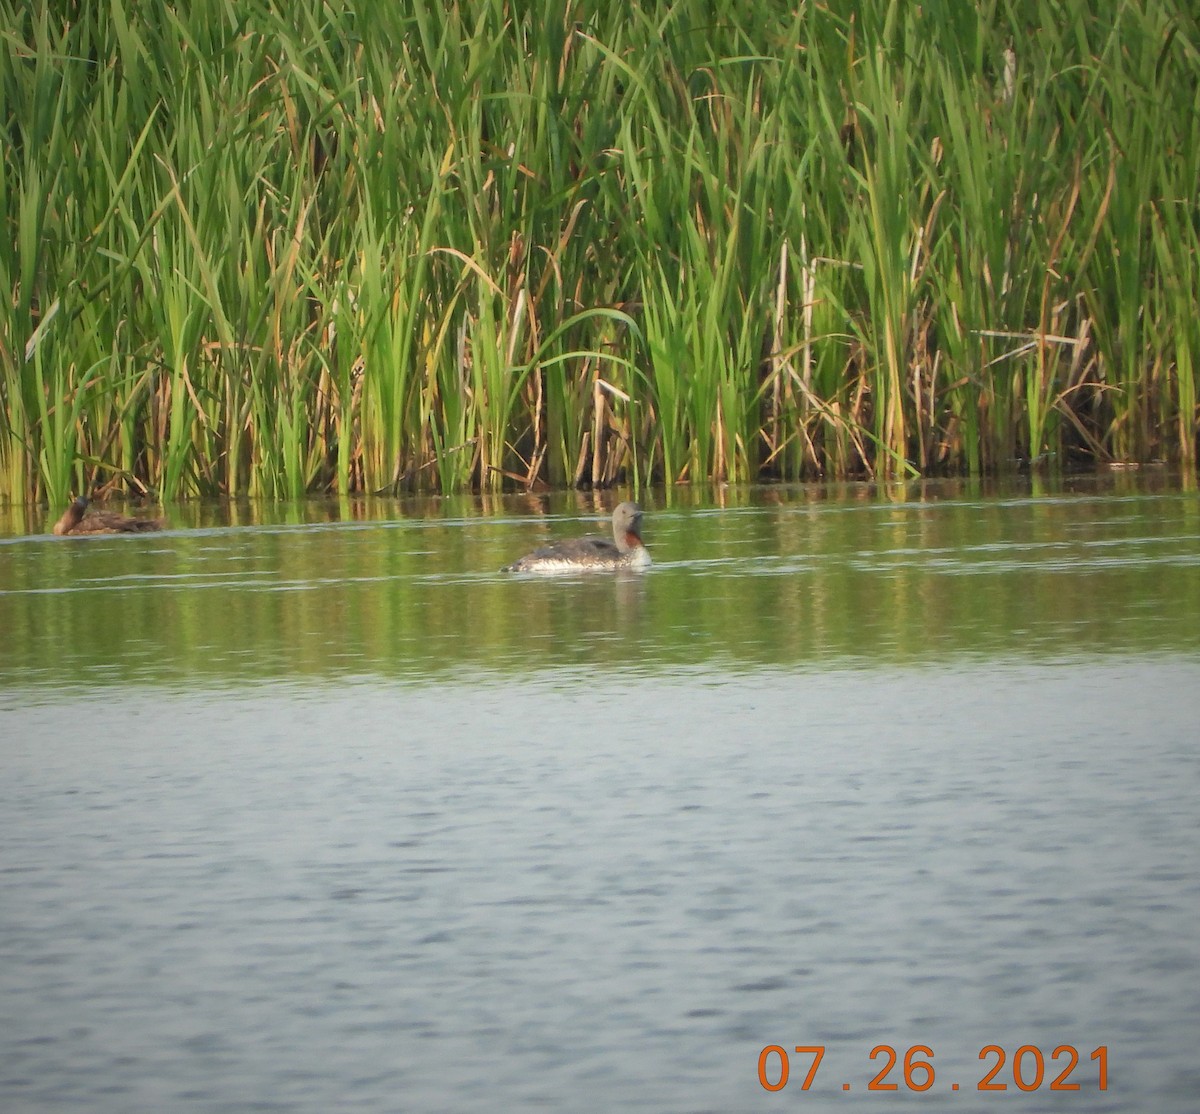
[2, 1, 1198, 505]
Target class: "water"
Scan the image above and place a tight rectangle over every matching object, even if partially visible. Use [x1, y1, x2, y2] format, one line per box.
[2, 476, 1199, 1112]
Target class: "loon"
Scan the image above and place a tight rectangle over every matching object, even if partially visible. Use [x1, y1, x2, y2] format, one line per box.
[502, 502, 650, 573]
[53, 496, 164, 536]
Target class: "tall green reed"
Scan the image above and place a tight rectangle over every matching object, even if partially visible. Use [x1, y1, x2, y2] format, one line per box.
[2, 0, 1196, 504]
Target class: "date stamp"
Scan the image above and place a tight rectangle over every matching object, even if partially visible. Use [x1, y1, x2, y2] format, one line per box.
[758, 1044, 1108, 1094]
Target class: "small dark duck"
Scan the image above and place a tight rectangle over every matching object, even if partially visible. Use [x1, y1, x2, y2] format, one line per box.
[52, 496, 164, 536]
[502, 501, 651, 573]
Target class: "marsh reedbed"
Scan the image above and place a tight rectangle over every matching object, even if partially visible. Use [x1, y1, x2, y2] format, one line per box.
[2, 0, 1197, 504]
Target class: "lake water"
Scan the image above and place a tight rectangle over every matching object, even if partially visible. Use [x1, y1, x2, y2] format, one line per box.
[2, 474, 1199, 1112]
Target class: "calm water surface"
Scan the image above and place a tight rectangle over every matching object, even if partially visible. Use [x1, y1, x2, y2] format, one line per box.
[2, 476, 1198, 1112]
